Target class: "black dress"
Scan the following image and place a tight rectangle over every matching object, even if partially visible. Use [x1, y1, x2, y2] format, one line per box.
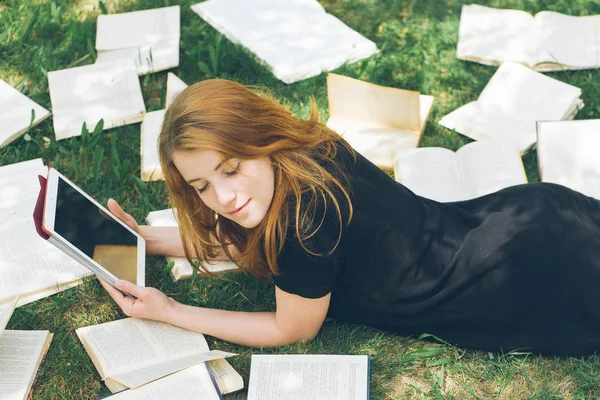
[273, 145, 600, 356]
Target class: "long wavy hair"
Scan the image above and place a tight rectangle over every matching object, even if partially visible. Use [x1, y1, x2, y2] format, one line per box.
[158, 79, 354, 278]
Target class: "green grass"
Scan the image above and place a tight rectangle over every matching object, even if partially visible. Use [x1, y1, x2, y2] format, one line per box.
[2, 0, 600, 398]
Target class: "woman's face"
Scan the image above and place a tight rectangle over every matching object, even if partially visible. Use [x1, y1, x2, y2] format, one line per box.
[173, 149, 275, 229]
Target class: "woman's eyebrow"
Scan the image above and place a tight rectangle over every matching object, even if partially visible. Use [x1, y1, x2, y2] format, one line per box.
[186, 159, 228, 184]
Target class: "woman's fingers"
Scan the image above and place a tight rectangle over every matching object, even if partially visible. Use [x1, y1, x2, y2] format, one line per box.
[114, 280, 146, 298]
[107, 198, 139, 232]
[99, 279, 133, 309]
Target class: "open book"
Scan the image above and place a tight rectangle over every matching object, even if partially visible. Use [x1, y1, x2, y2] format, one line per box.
[0, 297, 53, 400]
[537, 120, 600, 200]
[457, 4, 600, 71]
[394, 140, 527, 203]
[439, 62, 582, 155]
[0, 79, 50, 148]
[95, 6, 180, 75]
[247, 354, 370, 400]
[326, 73, 434, 171]
[141, 73, 189, 181]
[0, 159, 90, 307]
[146, 208, 239, 280]
[191, 0, 378, 84]
[76, 317, 243, 394]
[47, 60, 146, 141]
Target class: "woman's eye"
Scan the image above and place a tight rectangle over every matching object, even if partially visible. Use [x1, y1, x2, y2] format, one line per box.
[224, 162, 240, 176]
[196, 184, 208, 194]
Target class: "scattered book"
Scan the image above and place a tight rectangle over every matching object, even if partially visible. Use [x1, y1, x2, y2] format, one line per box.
[166, 72, 188, 108]
[191, 0, 378, 84]
[0, 159, 90, 307]
[146, 208, 239, 280]
[0, 79, 51, 148]
[0, 296, 53, 400]
[439, 61, 583, 155]
[95, 6, 180, 75]
[537, 119, 600, 200]
[76, 317, 242, 394]
[457, 4, 600, 71]
[47, 60, 146, 141]
[394, 140, 527, 203]
[103, 363, 226, 400]
[326, 73, 434, 171]
[247, 354, 370, 400]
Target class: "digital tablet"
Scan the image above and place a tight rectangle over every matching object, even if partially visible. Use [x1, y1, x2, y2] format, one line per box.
[41, 168, 145, 291]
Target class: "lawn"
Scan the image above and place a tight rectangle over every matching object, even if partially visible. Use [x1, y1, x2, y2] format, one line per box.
[1, 0, 600, 398]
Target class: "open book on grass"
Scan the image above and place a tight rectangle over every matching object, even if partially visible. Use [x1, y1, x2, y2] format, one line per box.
[146, 208, 239, 280]
[0, 79, 50, 148]
[247, 354, 370, 400]
[47, 60, 146, 140]
[326, 73, 434, 171]
[0, 159, 90, 307]
[166, 72, 188, 108]
[457, 4, 600, 71]
[394, 140, 527, 202]
[191, 0, 378, 84]
[0, 297, 53, 400]
[76, 317, 242, 394]
[537, 120, 600, 200]
[95, 6, 180, 75]
[439, 61, 582, 155]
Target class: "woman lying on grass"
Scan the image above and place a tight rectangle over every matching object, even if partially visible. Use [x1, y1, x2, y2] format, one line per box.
[101, 79, 600, 356]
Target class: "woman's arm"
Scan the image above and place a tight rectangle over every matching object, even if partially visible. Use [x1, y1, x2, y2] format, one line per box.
[100, 280, 330, 347]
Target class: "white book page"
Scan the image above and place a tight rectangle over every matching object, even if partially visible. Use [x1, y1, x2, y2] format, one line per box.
[107, 364, 220, 400]
[207, 358, 244, 394]
[191, 0, 377, 84]
[534, 12, 600, 69]
[141, 110, 166, 181]
[47, 61, 146, 140]
[478, 62, 582, 122]
[0, 160, 89, 306]
[248, 354, 369, 400]
[146, 209, 239, 279]
[96, 6, 180, 50]
[166, 73, 188, 109]
[75, 318, 211, 378]
[393, 148, 465, 203]
[0, 80, 50, 148]
[457, 4, 537, 65]
[456, 140, 527, 200]
[537, 120, 600, 200]
[327, 117, 420, 170]
[0, 297, 18, 334]
[95, 38, 180, 75]
[0, 330, 51, 400]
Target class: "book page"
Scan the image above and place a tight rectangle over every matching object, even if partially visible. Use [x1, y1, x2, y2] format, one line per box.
[457, 4, 538, 66]
[146, 209, 239, 279]
[47, 60, 146, 140]
[456, 140, 527, 200]
[0, 159, 90, 306]
[208, 358, 244, 394]
[0, 330, 52, 400]
[95, 38, 180, 75]
[96, 6, 180, 51]
[107, 364, 220, 400]
[166, 73, 188, 109]
[393, 148, 465, 202]
[327, 74, 421, 131]
[0, 79, 51, 148]
[537, 120, 600, 200]
[0, 297, 18, 334]
[141, 110, 166, 181]
[534, 12, 600, 69]
[191, 0, 378, 84]
[247, 354, 369, 400]
[76, 318, 213, 378]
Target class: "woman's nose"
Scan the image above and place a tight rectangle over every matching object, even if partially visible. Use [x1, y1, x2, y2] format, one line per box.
[214, 182, 236, 206]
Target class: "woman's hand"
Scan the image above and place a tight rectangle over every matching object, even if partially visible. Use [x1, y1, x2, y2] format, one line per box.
[99, 279, 177, 322]
[107, 198, 140, 234]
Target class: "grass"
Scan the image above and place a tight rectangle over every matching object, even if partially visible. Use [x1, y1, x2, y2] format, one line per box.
[1, 0, 600, 398]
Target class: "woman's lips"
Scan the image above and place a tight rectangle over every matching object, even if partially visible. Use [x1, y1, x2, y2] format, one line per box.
[229, 200, 250, 215]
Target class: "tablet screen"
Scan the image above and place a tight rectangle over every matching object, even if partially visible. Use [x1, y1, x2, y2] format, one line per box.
[54, 177, 139, 284]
